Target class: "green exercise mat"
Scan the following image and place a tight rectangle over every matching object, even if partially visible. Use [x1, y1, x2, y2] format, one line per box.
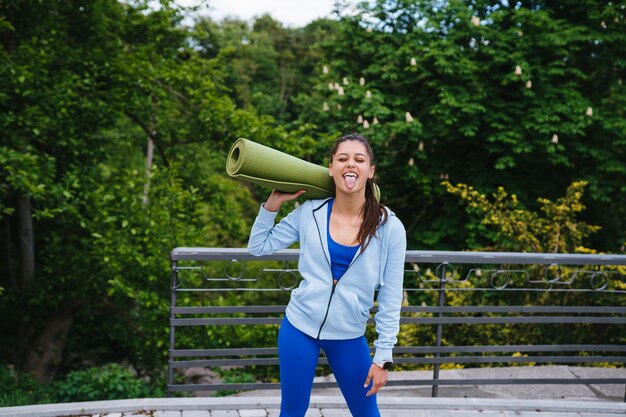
[226, 138, 380, 201]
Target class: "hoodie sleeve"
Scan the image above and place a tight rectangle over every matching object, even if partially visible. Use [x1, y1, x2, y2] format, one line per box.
[247, 202, 305, 256]
[373, 216, 407, 364]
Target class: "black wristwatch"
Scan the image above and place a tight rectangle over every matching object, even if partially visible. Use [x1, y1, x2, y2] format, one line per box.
[375, 361, 392, 370]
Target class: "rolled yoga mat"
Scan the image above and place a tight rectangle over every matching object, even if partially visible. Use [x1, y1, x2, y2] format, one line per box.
[226, 138, 380, 201]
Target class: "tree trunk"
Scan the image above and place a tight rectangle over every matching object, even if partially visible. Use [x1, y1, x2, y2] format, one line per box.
[1, 215, 18, 293]
[142, 138, 154, 206]
[24, 308, 76, 382]
[17, 196, 34, 292]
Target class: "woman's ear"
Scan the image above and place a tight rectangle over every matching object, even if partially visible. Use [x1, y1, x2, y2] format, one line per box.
[369, 165, 376, 179]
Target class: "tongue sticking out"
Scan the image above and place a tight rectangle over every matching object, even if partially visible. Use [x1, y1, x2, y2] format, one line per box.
[345, 175, 357, 189]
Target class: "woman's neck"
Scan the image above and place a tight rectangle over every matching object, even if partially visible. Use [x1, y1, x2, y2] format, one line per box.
[332, 192, 365, 218]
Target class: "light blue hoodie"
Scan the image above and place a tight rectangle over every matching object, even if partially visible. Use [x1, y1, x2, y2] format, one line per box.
[247, 198, 407, 364]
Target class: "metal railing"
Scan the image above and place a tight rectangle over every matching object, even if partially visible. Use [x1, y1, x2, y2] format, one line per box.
[168, 248, 626, 399]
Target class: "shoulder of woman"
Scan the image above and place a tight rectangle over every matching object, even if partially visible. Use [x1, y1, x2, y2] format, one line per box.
[381, 207, 405, 228]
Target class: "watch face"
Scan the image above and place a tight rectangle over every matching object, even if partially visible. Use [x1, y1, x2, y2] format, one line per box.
[383, 362, 392, 370]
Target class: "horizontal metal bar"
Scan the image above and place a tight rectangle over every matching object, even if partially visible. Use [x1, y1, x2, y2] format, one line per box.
[171, 248, 626, 266]
[168, 382, 337, 392]
[170, 358, 304, 367]
[385, 378, 626, 387]
[169, 345, 626, 358]
[170, 316, 626, 326]
[171, 318, 282, 326]
[393, 345, 626, 354]
[172, 306, 286, 314]
[170, 348, 278, 357]
[399, 317, 626, 324]
[399, 306, 626, 314]
[169, 355, 625, 368]
[393, 356, 626, 365]
[171, 305, 626, 315]
[167, 378, 626, 392]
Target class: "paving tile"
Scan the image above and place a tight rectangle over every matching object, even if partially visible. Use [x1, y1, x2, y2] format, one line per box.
[305, 409, 323, 417]
[427, 411, 504, 417]
[503, 413, 581, 417]
[266, 409, 280, 417]
[154, 411, 182, 417]
[580, 414, 624, 417]
[210, 410, 241, 417]
[182, 411, 212, 417]
[239, 410, 267, 417]
[381, 410, 428, 417]
[319, 408, 352, 417]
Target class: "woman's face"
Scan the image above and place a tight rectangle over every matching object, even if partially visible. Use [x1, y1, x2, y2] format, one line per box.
[329, 140, 375, 196]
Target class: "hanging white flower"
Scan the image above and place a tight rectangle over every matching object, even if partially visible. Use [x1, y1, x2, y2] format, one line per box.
[405, 112, 414, 123]
[601, 21, 607, 29]
[343, 77, 349, 85]
[328, 82, 334, 90]
[408, 158, 414, 166]
[363, 120, 370, 129]
[366, 90, 372, 99]
[526, 80, 532, 89]
[357, 115, 363, 123]
[586, 107, 593, 117]
[517, 30, 523, 37]
[551, 134, 559, 144]
[337, 87, 344, 96]
[515, 65, 522, 76]
[323, 102, 329, 111]
[418, 141, 424, 152]
[373, 116, 379, 125]
[337, 104, 342, 111]
[359, 77, 365, 86]
[410, 57, 417, 66]
[471, 16, 480, 26]
[322, 65, 329, 74]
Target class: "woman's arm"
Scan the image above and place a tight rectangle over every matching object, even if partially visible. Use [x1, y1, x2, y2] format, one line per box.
[372, 217, 407, 364]
[247, 190, 306, 256]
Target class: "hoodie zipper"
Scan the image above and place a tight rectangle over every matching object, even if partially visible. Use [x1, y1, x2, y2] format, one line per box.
[313, 200, 363, 339]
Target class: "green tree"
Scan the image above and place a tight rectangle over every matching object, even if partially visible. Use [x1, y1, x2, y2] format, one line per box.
[290, 0, 626, 252]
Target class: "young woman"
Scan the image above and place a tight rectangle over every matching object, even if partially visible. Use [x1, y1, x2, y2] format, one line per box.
[247, 134, 406, 417]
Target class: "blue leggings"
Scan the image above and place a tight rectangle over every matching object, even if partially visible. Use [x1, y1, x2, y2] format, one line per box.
[277, 317, 380, 417]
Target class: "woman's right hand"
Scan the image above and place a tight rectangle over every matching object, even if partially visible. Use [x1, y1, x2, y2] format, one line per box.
[264, 189, 306, 212]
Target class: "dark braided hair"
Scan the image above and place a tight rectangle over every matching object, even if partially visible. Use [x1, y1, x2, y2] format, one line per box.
[329, 134, 388, 251]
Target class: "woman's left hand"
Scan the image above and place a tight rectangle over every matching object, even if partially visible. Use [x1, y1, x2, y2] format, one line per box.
[364, 364, 388, 397]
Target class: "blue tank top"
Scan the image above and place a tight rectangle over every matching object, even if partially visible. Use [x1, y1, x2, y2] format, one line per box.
[327, 198, 360, 281]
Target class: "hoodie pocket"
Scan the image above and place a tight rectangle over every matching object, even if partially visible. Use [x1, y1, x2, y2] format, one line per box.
[332, 287, 370, 331]
[289, 281, 329, 325]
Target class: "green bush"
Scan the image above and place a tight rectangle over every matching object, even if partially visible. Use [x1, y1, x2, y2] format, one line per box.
[0, 365, 51, 407]
[50, 363, 162, 402]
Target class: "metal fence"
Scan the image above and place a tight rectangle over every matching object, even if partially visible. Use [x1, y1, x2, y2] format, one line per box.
[168, 248, 626, 399]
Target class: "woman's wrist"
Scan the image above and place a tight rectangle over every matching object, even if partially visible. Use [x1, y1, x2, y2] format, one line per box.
[263, 200, 281, 212]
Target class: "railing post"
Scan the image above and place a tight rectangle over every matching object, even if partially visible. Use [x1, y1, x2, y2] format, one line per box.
[167, 259, 178, 397]
[431, 262, 448, 397]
